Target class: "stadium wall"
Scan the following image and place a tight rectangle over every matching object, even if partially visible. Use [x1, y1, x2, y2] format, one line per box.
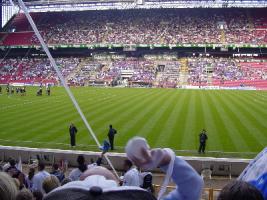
[0, 145, 251, 177]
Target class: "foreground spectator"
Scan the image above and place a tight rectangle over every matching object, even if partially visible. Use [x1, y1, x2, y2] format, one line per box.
[121, 159, 140, 187]
[0, 172, 18, 200]
[218, 181, 264, 200]
[5, 158, 21, 179]
[43, 138, 203, 200]
[32, 190, 43, 200]
[238, 147, 267, 200]
[61, 177, 72, 186]
[32, 162, 50, 193]
[42, 175, 60, 194]
[16, 188, 34, 200]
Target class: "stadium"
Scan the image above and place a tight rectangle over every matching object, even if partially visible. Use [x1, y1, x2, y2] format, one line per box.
[0, 0, 266, 199]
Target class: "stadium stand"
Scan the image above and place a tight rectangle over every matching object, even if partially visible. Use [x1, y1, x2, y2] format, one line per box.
[1, 56, 266, 89]
[1, 9, 267, 45]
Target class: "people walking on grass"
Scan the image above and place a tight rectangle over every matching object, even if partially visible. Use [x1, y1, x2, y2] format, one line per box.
[198, 129, 208, 154]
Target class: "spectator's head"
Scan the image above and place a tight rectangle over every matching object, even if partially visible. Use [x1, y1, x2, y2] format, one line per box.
[61, 177, 72, 186]
[9, 158, 16, 167]
[96, 157, 102, 166]
[42, 175, 60, 194]
[90, 158, 94, 164]
[80, 166, 117, 182]
[52, 163, 59, 171]
[123, 160, 133, 171]
[16, 189, 34, 200]
[109, 125, 112, 129]
[0, 172, 18, 200]
[218, 181, 264, 200]
[32, 190, 43, 200]
[77, 155, 85, 165]
[38, 162, 45, 171]
[76, 155, 87, 172]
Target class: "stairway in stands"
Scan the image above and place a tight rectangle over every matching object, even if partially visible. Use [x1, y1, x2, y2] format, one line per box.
[220, 29, 226, 44]
[65, 58, 87, 82]
[179, 58, 189, 85]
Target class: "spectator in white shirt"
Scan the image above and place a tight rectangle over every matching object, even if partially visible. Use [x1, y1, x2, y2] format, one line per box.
[32, 163, 50, 194]
[121, 159, 140, 187]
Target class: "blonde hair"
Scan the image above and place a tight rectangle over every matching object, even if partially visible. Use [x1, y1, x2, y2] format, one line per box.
[42, 175, 60, 194]
[0, 172, 18, 200]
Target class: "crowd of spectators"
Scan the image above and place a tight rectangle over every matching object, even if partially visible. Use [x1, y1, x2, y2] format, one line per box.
[0, 143, 266, 200]
[187, 57, 267, 85]
[0, 56, 266, 87]
[2, 9, 267, 46]
[0, 154, 160, 200]
[0, 57, 81, 84]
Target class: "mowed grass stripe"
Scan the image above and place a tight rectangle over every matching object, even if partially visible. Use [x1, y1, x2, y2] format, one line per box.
[1, 99, 77, 140]
[98, 90, 164, 143]
[220, 91, 267, 150]
[167, 90, 191, 150]
[234, 91, 267, 115]
[154, 90, 188, 148]
[85, 90, 156, 138]
[146, 89, 181, 147]
[180, 91, 198, 150]
[208, 91, 238, 152]
[7, 89, 149, 142]
[199, 91, 223, 151]
[225, 90, 267, 129]
[90, 89, 162, 143]
[115, 89, 173, 146]
[214, 90, 251, 152]
[31, 89, 153, 144]
[35, 89, 155, 145]
[124, 90, 174, 144]
[1, 87, 266, 156]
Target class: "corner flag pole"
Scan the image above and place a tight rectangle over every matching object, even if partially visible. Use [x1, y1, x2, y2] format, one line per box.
[16, 0, 120, 180]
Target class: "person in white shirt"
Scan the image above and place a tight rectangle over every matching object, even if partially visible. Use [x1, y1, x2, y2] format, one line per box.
[122, 159, 140, 187]
[32, 162, 50, 193]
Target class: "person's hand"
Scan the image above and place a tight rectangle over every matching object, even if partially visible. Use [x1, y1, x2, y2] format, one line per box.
[129, 147, 171, 170]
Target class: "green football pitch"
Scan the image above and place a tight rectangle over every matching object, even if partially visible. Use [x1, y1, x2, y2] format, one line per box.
[0, 87, 266, 158]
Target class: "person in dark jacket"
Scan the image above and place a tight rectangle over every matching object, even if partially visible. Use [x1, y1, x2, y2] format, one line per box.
[107, 125, 117, 150]
[69, 123, 78, 147]
[198, 129, 208, 154]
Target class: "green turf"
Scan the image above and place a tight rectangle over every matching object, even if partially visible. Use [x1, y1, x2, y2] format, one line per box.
[0, 87, 266, 158]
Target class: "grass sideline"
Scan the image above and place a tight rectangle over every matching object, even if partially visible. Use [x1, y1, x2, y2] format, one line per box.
[0, 86, 266, 158]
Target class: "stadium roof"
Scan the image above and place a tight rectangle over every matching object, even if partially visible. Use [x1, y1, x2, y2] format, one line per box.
[2, 0, 267, 11]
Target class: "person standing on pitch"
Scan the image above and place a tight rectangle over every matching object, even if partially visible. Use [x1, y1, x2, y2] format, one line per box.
[198, 129, 208, 154]
[107, 124, 117, 150]
[69, 123, 78, 148]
